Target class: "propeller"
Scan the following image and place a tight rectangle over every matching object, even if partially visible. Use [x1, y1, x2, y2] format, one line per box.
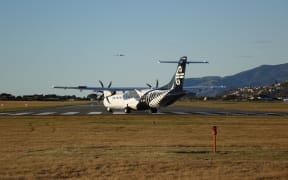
[96, 81, 104, 100]
[108, 81, 112, 88]
[99, 80, 104, 88]
[99, 80, 113, 103]
[156, 79, 159, 88]
[146, 83, 152, 88]
[99, 80, 112, 88]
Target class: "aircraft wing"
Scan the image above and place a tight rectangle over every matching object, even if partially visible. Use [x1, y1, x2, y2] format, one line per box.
[53, 85, 149, 92]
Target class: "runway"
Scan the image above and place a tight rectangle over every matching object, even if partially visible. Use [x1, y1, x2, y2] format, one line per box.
[0, 103, 288, 116]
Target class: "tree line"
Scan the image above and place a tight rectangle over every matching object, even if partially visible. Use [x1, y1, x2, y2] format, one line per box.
[0, 93, 87, 101]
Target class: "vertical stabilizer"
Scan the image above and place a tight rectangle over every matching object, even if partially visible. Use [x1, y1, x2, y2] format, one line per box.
[159, 56, 188, 90]
[159, 56, 208, 91]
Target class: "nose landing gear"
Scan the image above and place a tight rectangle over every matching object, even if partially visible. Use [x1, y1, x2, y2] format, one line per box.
[106, 107, 113, 113]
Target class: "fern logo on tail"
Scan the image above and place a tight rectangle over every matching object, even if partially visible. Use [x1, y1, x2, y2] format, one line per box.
[175, 66, 184, 86]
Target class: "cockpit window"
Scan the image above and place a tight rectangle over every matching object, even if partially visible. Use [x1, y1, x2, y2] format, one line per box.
[124, 90, 140, 99]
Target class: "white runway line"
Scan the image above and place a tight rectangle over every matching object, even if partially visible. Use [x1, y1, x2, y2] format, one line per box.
[87, 112, 102, 115]
[61, 112, 80, 115]
[34, 112, 56, 116]
[173, 112, 190, 115]
[112, 111, 126, 115]
[10, 112, 33, 116]
[0, 113, 9, 115]
[155, 112, 166, 115]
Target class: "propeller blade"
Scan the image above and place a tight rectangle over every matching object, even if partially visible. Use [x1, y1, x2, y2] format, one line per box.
[106, 97, 111, 104]
[156, 79, 159, 88]
[99, 80, 104, 88]
[108, 81, 112, 88]
[146, 83, 152, 88]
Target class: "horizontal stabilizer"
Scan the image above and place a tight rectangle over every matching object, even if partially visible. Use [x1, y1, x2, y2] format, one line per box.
[158, 60, 208, 64]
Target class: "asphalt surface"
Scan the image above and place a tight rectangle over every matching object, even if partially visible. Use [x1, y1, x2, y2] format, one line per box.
[1, 103, 288, 116]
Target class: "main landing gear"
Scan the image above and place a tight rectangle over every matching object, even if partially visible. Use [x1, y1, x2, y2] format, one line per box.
[150, 108, 157, 114]
[124, 107, 131, 113]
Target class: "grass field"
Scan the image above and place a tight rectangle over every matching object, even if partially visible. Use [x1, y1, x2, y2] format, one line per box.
[0, 115, 287, 179]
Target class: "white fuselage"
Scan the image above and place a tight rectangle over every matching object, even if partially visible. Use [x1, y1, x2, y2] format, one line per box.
[102, 89, 170, 111]
[103, 91, 140, 110]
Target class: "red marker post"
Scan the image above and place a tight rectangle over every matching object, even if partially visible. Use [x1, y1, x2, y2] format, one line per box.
[212, 126, 217, 154]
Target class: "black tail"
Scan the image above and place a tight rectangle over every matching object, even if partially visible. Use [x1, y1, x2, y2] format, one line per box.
[160, 56, 187, 90]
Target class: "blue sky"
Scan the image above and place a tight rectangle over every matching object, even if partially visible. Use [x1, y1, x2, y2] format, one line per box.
[0, 0, 287, 96]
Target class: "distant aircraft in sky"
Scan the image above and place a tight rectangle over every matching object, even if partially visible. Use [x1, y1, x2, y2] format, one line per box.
[54, 56, 208, 113]
[114, 54, 125, 56]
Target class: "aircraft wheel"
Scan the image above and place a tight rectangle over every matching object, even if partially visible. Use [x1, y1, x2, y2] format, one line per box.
[124, 107, 131, 113]
[107, 107, 113, 113]
[150, 108, 157, 113]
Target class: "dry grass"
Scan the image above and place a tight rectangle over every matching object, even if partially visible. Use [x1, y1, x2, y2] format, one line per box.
[0, 115, 287, 179]
[176, 100, 288, 113]
[0, 101, 90, 112]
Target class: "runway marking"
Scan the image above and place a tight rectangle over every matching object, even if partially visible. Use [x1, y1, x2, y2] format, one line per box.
[155, 112, 166, 115]
[34, 112, 56, 116]
[10, 112, 33, 116]
[173, 112, 190, 115]
[0, 110, 287, 116]
[87, 112, 102, 115]
[112, 111, 126, 115]
[61, 112, 80, 115]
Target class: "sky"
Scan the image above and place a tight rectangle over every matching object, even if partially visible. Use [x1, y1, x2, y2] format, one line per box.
[0, 0, 288, 96]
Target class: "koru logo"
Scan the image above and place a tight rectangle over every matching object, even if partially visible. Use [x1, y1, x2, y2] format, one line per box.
[175, 66, 184, 86]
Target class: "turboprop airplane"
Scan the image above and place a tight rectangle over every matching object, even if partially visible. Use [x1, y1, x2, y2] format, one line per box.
[53, 56, 208, 113]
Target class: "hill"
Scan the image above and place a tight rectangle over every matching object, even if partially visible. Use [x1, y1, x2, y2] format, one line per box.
[185, 63, 288, 97]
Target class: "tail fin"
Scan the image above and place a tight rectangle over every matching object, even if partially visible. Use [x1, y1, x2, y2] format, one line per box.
[159, 56, 208, 91]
